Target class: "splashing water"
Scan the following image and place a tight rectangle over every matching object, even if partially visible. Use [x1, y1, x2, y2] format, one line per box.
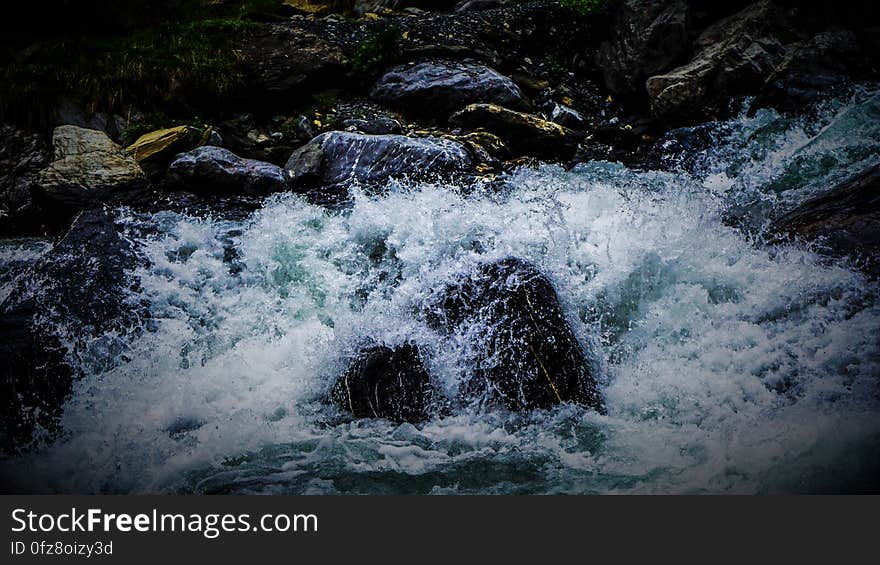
[3, 89, 880, 494]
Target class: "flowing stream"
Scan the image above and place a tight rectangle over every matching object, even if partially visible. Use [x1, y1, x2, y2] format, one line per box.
[2, 87, 880, 494]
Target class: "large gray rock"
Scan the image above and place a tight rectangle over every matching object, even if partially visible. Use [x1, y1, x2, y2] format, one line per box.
[370, 59, 527, 119]
[0, 125, 50, 236]
[428, 257, 604, 413]
[646, 1, 787, 117]
[770, 164, 880, 277]
[643, 1, 879, 119]
[285, 131, 475, 199]
[167, 146, 292, 196]
[597, 0, 690, 98]
[35, 125, 149, 209]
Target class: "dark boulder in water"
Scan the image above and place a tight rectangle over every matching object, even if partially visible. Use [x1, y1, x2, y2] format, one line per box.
[329, 343, 435, 423]
[167, 146, 292, 196]
[370, 59, 527, 119]
[769, 164, 880, 278]
[284, 131, 475, 205]
[0, 208, 141, 452]
[429, 257, 603, 413]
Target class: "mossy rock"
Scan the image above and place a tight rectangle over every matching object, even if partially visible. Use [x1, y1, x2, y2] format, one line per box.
[126, 125, 205, 162]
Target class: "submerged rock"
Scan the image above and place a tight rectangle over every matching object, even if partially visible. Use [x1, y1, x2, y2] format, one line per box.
[329, 343, 435, 423]
[450, 103, 577, 160]
[167, 146, 292, 196]
[0, 208, 141, 452]
[770, 164, 880, 277]
[284, 131, 475, 202]
[597, 0, 690, 99]
[35, 125, 149, 210]
[370, 59, 527, 119]
[429, 257, 603, 413]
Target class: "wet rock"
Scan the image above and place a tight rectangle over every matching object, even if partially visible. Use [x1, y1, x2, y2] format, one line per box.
[450, 103, 577, 160]
[167, 146, 292, 196]
[644, 0, 798, 119]
[769, 164, 880, 277]
[240, 24, 348, 111]
[549, 103, 588, 130]
[440, 130, 510, 164]
[753, 30, 868, 113]
[35, 125, 149, 211]
[429, 257, 603, 413]
[329, 343, 435, 423]
[0, 125, 51, 236]
[370, 59, 527, 119]
[0, 208, 141, 452]
[597, 0, 690, 99]
[455, 0, 505, 12]
[284, 131, 475, 202]
[342, 117, 403, 135]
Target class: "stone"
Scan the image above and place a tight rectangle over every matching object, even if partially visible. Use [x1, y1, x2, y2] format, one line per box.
[770, 164, 880, 277]
[0, 208, 141, 452]
[240, 25, 348, 110]
[428, 257, 604, 413]
[125, 125, 205, 163]
[284, 131, 475, 200]
[597, 0, 690, 98]
[645, 1, 792, 118]
[329, 343, 435, 423]
[166, 146, 292, 196]
[370, 59, 527, 119]
[450, 103, 577, 159]
[549, 103, 588, 130]
[35, 125, 149, 210]
[0, 125, 50, 236]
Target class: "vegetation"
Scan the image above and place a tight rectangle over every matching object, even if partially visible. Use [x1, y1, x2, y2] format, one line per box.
[0, 1, 289, 129]
[350, 24, 402, 80]
[559, 0, 614, 16]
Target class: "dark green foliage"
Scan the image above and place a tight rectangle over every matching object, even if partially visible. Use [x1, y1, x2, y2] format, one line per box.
[0, 1, 288, 129]
[559, 0, 614, 15]
[350, 24, 402, 80]
[120, 113, 211, 147]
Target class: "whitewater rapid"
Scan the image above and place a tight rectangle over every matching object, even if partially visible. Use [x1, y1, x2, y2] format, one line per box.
[3, 88, 879, 494]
